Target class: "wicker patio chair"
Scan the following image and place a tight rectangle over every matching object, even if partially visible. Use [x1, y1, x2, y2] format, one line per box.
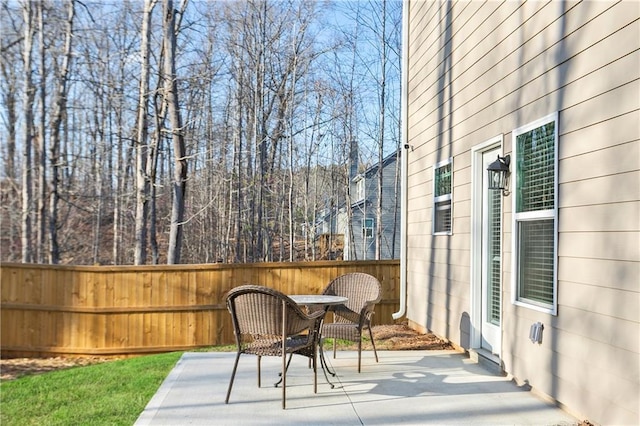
[321, 272, 382, 372]
[225, 284, 325, 409]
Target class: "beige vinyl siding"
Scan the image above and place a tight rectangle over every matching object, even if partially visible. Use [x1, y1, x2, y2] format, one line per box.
[560, 202, 639, 233]
[503, 304, 639, 425]
[559, 231, 638, 262]
[559, 256, 639, 292]
[505, 329, 639, 425]
[406, 0, 639, 424]
[560, 111, 638, 159]
[561, 140, 639, 182]
[561, 171, 639, 207]
[560, 280, 638, 325]
[409, 2, 637, 147]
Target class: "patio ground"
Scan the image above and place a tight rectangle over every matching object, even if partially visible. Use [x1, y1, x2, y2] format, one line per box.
[135, 349, 582, 425]
[1, 324, 590, 425]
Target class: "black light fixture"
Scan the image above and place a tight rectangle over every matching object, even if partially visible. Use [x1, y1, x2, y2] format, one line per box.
[487, 154, 511, 196]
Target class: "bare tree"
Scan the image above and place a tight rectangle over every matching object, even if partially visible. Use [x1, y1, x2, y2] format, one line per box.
[0, 0, 401, 265]
[103, 3, 140, 265]
[47, 0, 75, 264]
[374, 0, 387, 260]
[20, 0, 35, 263]
[34, 0, 46, 263]
[163, 0, 188, 264]
[0, 3, 21, 262]
[0, 2, 19, 182]
[149, 85, 166, 265]
[133, 0, 156, 265]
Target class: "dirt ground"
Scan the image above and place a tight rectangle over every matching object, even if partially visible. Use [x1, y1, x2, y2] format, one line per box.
[0, 323, 451, 381]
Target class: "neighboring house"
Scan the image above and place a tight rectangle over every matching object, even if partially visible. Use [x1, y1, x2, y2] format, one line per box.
[400, 2, 639, 425]
[314, 151, 401, 261]
[346, 151, 401, 260]
[313, 206, 344, 260]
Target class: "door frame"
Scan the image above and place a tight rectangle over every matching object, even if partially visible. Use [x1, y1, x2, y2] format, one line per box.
[470, 136, 504, 354]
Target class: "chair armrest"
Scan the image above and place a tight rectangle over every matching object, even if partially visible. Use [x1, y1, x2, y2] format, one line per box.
[305, 309, 326, 322]
[358, 301, 377, 328]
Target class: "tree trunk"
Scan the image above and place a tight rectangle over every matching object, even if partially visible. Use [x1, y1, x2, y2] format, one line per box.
[133, 0, 156, 265]
[112, 94, 124, 264]
[164, 0, 187, 264]
[0, 31, 20, 261]
[375, 0, 387, 261]
[20, 1, 35, 263]
[48, 0, 75, 264]
[233, 63, 244, 263]
[150, 88, 166, 265]
[0, 53, 18, 181]
[35, 0, 47, 263]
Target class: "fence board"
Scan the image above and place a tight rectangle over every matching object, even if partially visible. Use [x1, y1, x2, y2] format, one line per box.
[0, 260, 400, 357]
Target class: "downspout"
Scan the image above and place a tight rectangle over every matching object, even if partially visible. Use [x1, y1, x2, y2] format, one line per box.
[393, 0, 410, 320]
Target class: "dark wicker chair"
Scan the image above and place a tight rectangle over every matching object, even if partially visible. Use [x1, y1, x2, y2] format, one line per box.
[225, 285, 325, 409]
[321, 272, 382, 372]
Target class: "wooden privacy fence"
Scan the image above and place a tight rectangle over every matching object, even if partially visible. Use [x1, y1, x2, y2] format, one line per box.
[0, 260, 400, 357]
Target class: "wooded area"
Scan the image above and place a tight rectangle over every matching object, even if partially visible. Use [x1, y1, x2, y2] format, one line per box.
[0, 0, 402, 265]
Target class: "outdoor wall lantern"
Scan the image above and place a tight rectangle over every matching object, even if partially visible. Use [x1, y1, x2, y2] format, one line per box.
[487, 154, 511, 196]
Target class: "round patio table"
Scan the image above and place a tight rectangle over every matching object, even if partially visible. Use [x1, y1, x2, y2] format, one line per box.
[288, 294, 348, 307]
[281, 294, 348, 388]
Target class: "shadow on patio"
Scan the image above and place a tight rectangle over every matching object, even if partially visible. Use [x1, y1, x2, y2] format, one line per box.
[136, 349, 579, 425]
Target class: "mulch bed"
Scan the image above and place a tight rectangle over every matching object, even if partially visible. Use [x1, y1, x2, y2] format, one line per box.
[368, 323, 453, 351]
[1, 356, 117, 381]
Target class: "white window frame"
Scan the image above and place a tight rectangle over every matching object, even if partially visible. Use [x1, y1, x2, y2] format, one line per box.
[362, 218, 374, 239]
[354, 176, 365, 202]
[511, 112, 559, 315]
[433, 157, 453, 235]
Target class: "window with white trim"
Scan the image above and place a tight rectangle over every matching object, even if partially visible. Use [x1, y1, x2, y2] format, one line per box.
[362, 218, 374, 239]
[433, 158, 452, 234]
[355, 177, 365, 202]
[512, 113, 558, 314]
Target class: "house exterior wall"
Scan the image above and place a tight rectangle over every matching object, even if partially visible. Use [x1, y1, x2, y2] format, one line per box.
[349, 153, 401, 260]
[404, 1, 639, 425]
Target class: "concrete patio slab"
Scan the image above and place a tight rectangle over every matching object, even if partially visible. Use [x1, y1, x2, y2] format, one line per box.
[135, 350, 579, 425]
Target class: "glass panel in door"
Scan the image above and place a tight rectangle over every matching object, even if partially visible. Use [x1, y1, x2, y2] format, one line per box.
[481, 149, 502, 354]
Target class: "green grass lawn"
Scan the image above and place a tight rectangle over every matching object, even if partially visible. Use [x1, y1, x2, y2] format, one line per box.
[0, 352, 182, 426]
[0, 338, 373, 425]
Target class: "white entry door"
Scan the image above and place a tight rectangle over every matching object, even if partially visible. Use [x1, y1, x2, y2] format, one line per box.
[479, 147, 502, 354]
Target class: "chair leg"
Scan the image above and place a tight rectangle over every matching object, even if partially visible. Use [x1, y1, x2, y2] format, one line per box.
[257, 356, 261, 388]
[275, 353, 295, 387]
[357, 338, 362, 373]
[225, 352, 242, 404]
[368, 326, 379, 362]
[313, 346, 318, 393]
[281, 353, 286, 409]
